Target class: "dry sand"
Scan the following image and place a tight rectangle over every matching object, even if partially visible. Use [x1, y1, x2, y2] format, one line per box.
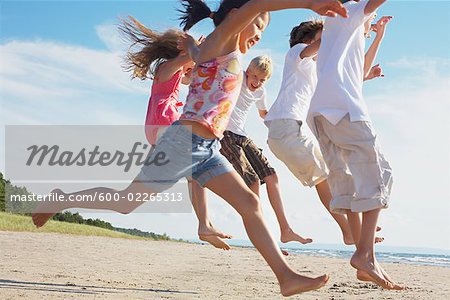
[1, 231, 449, 299]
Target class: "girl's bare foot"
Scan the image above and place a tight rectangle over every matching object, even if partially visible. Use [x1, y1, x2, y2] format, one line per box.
[350, 251, 393, 289]
[31, 189, 66, 228]
[280, 228, 313, 244]
[198, 223, 232, 250]
[198, 223, 232, 239]
[375, 236, 384, 243]
[280, 273, 329, 296]
[199, 235, 231, 250]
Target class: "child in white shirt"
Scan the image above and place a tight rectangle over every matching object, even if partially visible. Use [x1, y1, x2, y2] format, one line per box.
[307, 0, 403, 290]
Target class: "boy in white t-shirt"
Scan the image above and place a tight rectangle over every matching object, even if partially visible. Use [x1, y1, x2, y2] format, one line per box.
[221, 56, 313, 247]
[266, 20, 356, 246]
[265, 19, 385, 247]
[307, 0, 403, 290]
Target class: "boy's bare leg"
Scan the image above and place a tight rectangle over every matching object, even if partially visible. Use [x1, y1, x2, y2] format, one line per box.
[206, 171, 329, 296]
[263, 173, 312, 245]
[249, 178, 291, 255]
[350, 208, 401, 289]
[31, 179, 157, 228]
[346, 211, 362, 244]
[188, 180, 232, 250]
[316, 180, 354, 244]
[347, 210, 402, 289]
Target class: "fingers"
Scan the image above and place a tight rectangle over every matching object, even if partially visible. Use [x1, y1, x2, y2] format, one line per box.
[198, 35, 205, 44]
[377, 16, 393, 27]
[330, 1, 348, 18]
[370, 24, 378, 32]
[313, 1, 348, 18]
[324, 11, 338, 17]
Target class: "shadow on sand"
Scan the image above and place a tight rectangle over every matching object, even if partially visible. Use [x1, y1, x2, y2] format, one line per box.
[0, 279, 199, 296]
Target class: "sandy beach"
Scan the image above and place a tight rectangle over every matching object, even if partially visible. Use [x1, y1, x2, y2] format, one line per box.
[1, 231, 449, 299]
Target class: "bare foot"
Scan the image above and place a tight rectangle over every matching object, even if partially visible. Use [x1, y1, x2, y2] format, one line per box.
[199, 235, 231, 250]
[375, 236, 384, 244]
[343, 230, 355, 245]
[280, 274, 329, 296]
[350, 251, 393, 289]
[31, 189, 65, 228]
[280, 228, 313, 245]
[343, 227, 382, 245]
[357, 268, 405, 290]
[198, 223, 232, 239]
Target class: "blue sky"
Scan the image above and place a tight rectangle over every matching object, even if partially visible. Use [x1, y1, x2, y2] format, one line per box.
[1, 1, 449, 250]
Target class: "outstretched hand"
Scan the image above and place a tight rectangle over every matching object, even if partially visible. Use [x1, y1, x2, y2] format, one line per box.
[177, 34, 204, 56]
[177, 33, 196, 54]
[371, 16, 393, 38]
[366, 63, 384, 80]
[310, 0, 348, 18]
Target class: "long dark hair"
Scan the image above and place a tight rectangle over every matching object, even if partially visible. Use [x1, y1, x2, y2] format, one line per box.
[118, 16, 183, 79]
[178, 0, 250, 31]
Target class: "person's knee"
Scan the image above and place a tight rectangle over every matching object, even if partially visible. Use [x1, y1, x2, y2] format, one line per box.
[240, 192, 262, 218]
[264, 172, 278, 183]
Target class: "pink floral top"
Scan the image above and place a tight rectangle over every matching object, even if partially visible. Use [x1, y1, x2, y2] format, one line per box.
[145, 70, 183, 144]
[180, 50, 243, 138]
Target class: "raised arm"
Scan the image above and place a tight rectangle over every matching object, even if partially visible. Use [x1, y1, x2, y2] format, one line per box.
[364, 0, 386, 15]
[177, 33, 203, 61]
[217, 0, 347, 40]
[158, 34, 204, 81]
[364, 16, 392, 78]
[300, 39, 321, 59]
[155, 54, 192, 82]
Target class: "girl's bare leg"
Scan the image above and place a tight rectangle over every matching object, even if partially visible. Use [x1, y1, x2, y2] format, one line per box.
[205, 171, 329, 296]
[263, 173, 312, 245]
[188, 179, 231, 250]
[316, 180, 354, 244]
[31, 178, 157, 228]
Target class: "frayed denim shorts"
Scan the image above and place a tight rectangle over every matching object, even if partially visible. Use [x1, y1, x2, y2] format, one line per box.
[137, 121, 234, 192]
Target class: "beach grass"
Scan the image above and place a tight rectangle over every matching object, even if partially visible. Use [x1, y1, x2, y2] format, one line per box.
[0, 212, 144, 240]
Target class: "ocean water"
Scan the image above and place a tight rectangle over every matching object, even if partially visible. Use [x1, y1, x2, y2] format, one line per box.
[289, 248, 450, 268]
[188, 239, 450, 268]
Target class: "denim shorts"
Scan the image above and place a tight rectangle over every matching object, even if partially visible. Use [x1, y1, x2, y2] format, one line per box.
[136, 121, 234, 192]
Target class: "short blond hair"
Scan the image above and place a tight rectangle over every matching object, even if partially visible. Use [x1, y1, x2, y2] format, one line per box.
[248, 55, 273, 79]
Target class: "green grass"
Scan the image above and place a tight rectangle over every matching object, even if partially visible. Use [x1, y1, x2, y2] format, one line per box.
[0, 212, 146, 240]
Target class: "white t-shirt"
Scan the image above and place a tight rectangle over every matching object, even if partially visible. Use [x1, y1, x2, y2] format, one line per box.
[265, 43, 317, 123]
[307, 0, 373, 130]
[226, 72, 267, 137]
